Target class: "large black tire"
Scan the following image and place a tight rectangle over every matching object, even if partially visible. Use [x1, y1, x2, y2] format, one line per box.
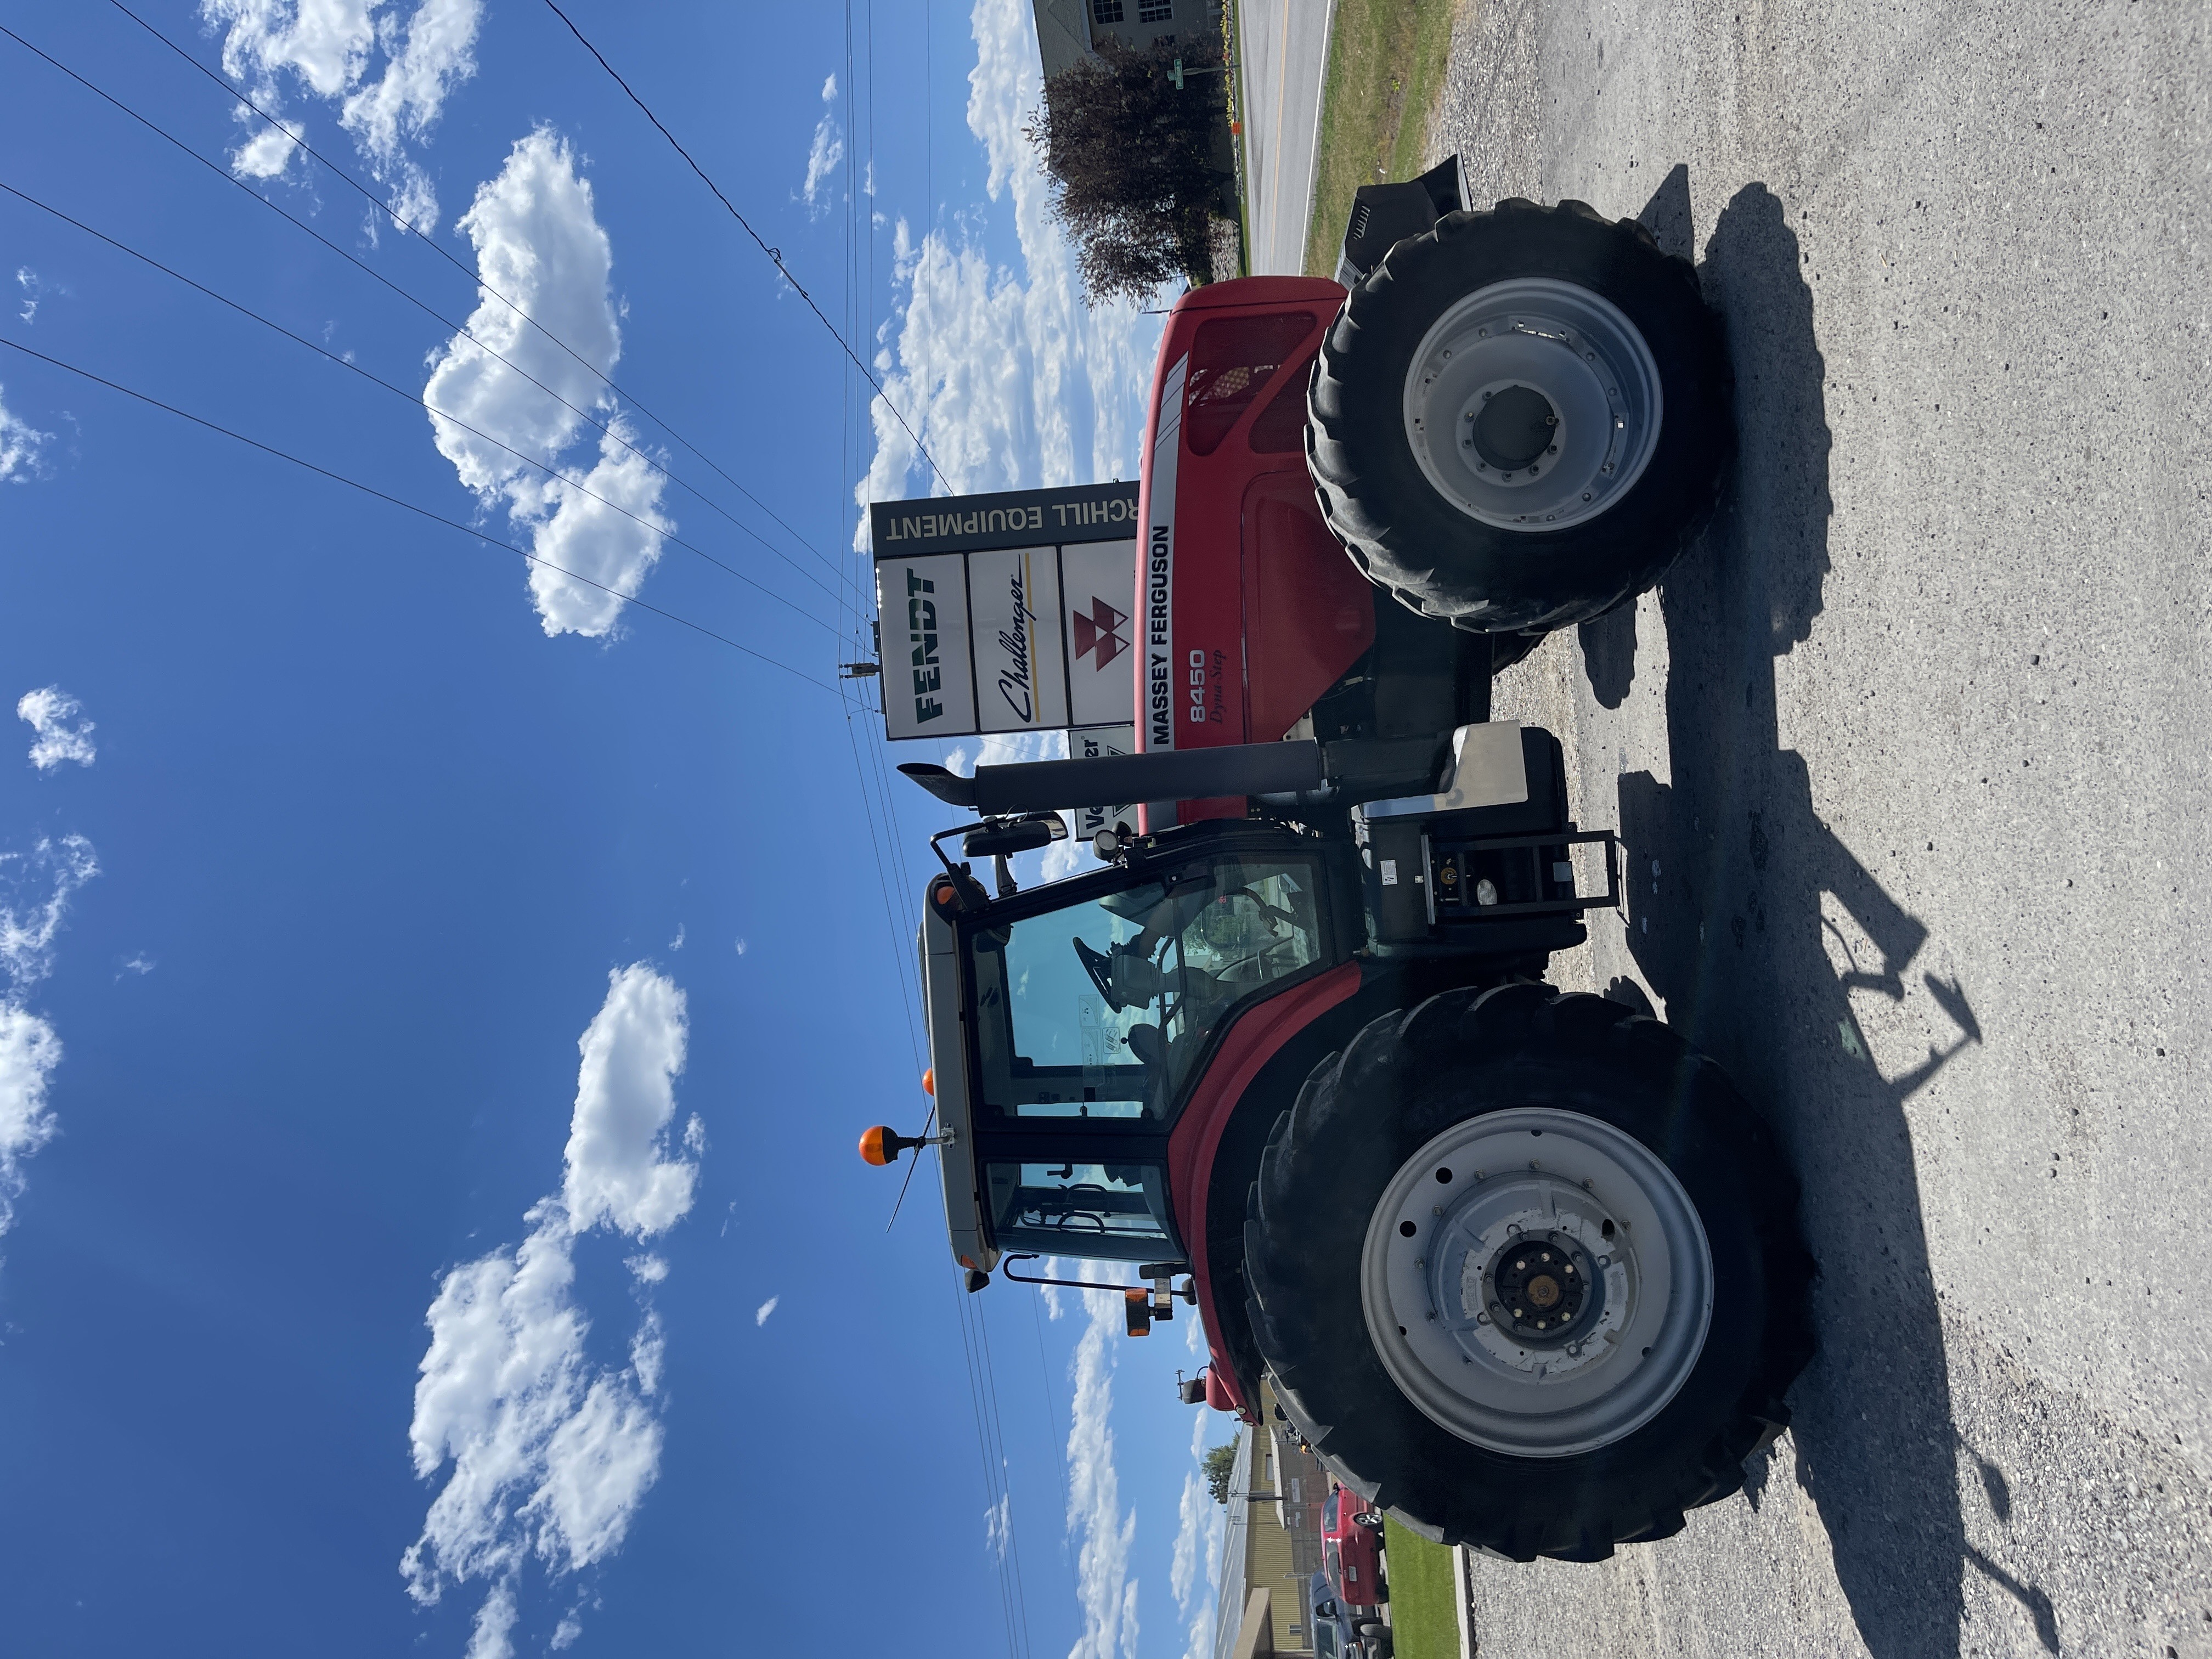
[1485, 629, 1543, 674]
[1244, 983, 1813, 1562]
[1308, 199, 1733, 634]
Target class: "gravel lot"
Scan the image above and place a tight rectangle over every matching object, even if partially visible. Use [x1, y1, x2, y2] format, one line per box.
[1424, 2, 2211, 1654]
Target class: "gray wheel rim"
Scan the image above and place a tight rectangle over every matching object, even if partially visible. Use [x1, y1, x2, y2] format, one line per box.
[1400, 276, 1663, 532]
[1359, 1105, 1713, 1458]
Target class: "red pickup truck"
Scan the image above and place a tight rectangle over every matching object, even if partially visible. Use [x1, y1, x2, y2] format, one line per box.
[1322, 1481, 1387, 1613]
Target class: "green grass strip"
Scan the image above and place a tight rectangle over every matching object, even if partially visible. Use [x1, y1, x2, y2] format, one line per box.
[1380, 1516, 1462, 1659]
[1304, 0, 1463, 277]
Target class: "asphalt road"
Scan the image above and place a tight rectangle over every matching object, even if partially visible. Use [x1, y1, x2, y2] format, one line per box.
[1235, 0, 1334, 275]
[1421, 2, 2212, 1655]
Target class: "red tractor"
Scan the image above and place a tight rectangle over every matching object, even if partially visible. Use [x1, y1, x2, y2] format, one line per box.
[866, 169, 1813, 1563]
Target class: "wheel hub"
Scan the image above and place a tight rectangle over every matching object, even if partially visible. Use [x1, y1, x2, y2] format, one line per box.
[1469, 384, 1559, 472]
[1401, 278, 1663, 532]
[1359, 1105, 1714, 1457]
[1489, 1231, 1598, 1343]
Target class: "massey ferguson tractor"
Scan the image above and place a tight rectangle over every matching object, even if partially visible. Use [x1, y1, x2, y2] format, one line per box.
[860, 166, 1814, 1564]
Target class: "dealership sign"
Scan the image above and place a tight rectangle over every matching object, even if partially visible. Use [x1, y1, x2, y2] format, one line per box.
[871, 484, 1138, 743]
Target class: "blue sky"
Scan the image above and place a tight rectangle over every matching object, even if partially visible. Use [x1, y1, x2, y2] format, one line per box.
[0, 3, 1232, 1655]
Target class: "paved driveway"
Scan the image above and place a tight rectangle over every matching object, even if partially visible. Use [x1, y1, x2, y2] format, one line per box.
[1235, 0, 1334, 275]
[1425, 2, 2211, 1655]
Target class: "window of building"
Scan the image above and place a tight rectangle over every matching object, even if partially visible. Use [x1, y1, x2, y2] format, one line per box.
[1091, 0, 1125, 24]
[1138, 0, 1174, 20]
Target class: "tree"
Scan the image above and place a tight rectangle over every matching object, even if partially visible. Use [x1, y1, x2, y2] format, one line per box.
[1024, 34, 1231, 307]
[1204, 1440, 1238, 1505]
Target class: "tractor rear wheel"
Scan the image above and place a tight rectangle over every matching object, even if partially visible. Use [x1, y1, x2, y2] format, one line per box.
[1308, 199, 1733, 634]
[1243, 983, 1813, 1562]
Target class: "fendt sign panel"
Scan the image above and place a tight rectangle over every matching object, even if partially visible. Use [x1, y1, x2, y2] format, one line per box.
[881, 554, 975, 741]
[870, 484, 1138, 744]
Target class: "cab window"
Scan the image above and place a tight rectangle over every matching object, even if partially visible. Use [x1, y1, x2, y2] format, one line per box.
[970, 856, 1326, 1121]
[984, 1161, 1174, 1260]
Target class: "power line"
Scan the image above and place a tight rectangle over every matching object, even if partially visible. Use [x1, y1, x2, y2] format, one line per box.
[973, 1295, 1038, 1659]
[0, 20, 836, 609]
[103, 0, 844, 584]
[536, 0, 950, 495]
[0, 178, 847, 641]
[0, 336, 838, 694]
[949, 1273, 1026, 1659]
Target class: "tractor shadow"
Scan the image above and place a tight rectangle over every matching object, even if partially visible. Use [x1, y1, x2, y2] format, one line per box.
[1594, 176, 2050, 1659]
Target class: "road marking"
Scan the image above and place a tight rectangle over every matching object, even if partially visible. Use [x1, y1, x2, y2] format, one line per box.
[1268, 0, 1293, 258]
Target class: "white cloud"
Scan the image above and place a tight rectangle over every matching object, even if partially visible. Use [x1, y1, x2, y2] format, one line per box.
[802, 75, 844, 217]
[1171, 1413, 1227, 1659]
[754, 1296, 778, 1327]
[732, 938, 747, 956]
[18, 687, 95, 771]
[199, 0, 483, 233]
[120, 953, 156, 977]
[1169, 1471, 1206, 1607]
[0, 1005, 63, 1237]
[668, 923, 684, 951]
[426, 130, 618, 488]
[465, 1579, 517, 1659]
[424, 129, 673, 637]
[0, 385, 52, 483]
[985, 1489, 1011, 1561]
[1068, 1288, 1139, 1659]
[853, 0, 1161, 534]
[0, 834, 99, 1237]
[15, 267, 61, 326]
[0, 834, 98, 989]
[560, 964, 697, 1236]
[403, 964, 698, 1649]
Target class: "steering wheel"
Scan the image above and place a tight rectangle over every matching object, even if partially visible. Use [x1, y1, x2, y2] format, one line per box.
[1194, 890, 1298, 984]
[1074, 938, 1126, 1011]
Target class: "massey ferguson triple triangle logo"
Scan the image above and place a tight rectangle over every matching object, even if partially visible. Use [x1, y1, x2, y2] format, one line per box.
[1071, 595, 1130, 670]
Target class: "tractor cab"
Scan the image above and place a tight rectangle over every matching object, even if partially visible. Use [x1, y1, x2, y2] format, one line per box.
[911, 817, 1355, 1282]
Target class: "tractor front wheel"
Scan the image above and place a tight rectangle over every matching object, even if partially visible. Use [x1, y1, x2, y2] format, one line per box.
[1243, 983, 1813, 1561]
[1307, 198, 1733, 635]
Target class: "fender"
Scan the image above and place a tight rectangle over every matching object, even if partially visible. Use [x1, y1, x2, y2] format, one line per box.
[1166, 961, 1364, 1415]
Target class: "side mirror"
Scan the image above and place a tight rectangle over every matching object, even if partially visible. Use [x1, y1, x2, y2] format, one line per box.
[962, 812, 1068, 860]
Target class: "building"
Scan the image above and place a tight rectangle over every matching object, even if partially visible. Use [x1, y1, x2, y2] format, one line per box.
[1031, 0, 1219, 82]
[1211, 1381, 1335, 1659]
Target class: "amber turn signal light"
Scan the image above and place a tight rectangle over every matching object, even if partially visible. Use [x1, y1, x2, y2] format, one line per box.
[1124, 1288, 1153, 1337]
[859, 1122, 951, 1166]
